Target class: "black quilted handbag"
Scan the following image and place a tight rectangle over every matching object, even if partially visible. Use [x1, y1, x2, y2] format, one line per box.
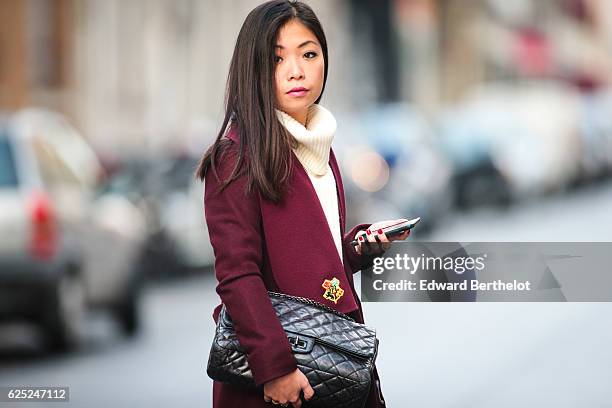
[207, 292, 379, 408]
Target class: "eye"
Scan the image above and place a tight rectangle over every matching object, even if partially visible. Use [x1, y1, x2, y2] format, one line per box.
[274, 55, 283, 63]
[304, 51, 318, 59]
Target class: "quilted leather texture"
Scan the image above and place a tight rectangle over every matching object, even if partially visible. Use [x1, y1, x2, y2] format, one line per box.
[207, 292, 378, 408]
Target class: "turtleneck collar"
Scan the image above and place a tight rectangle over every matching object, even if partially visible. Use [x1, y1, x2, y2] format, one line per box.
[275, 104, 337, 176]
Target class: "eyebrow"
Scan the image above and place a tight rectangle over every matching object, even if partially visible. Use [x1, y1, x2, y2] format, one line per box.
[275, 40, 319, 49]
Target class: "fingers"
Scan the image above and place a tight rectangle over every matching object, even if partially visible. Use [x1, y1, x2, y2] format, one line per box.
[264, 397, 289, 407]
[373, 233, 388, 253]
[398, 229, 411, 240]
[290, 380, 314, 407]
[362, 228, 386, 255]
[264, 394, 286, 405]
[288, 391, 302, 408]
[302, 383, 315, 401]
[354, 230, 367, 255]
[263, 383, 313, 407]
[376, 232, 390, 243]
[388, 228, 410, 242]
[353, 223, 413, 256]
[353, 230, 379, 256]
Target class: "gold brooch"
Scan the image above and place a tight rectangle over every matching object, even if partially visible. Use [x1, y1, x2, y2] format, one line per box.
[322, 277, 344, 304]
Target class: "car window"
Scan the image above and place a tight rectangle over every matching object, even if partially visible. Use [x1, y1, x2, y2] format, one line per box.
[45, 120, 100, 188]
[0, 133, 18, 187]
[31, 135, 83, 189]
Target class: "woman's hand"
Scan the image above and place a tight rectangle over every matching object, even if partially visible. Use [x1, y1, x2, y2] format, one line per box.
[263, 368, 314, 407]
[353, 218, 411, 256]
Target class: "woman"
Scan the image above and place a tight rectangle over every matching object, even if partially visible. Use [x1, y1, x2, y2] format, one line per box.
[196, 1, 411, 407]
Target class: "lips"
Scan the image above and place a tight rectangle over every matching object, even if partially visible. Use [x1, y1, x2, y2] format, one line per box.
[287, 87, 308, 97]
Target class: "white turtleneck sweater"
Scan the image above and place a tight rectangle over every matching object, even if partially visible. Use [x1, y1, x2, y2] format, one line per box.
[276, 104, 343, 265]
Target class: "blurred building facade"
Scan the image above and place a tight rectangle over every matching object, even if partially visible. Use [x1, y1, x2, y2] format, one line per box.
[0, 0, 355, 153]
[1, 0, 612, 153]
[0, 0, 73, 113]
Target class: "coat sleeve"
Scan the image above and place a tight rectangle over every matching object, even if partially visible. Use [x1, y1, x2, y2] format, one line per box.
[343, 223, 386, 273]
[204, 144, 297, 386]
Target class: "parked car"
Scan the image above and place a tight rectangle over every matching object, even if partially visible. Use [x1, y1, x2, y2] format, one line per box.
[437, 102, 513, 209]
[438, 82, 582, 208]
[99, 151, 215, 279]
[0, 109, 146, 351]
[577, 89, 612, 181]
[95, 156, 176, 278]
[155, 152, 215, 272]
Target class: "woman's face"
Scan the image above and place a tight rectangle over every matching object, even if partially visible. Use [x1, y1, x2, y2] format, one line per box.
[274, 19, 325, 126]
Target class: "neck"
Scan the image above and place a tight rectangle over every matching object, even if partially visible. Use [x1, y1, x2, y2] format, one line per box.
[284, 109, 308, 127]
[275, 104, 337, 176]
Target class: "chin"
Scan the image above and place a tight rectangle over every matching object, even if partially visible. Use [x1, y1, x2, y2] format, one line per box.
[282, 101, 311, 113]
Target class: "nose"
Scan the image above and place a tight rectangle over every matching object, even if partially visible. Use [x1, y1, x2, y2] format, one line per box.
[287, 57, 304, 81]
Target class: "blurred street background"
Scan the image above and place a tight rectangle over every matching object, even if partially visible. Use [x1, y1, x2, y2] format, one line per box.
[1, 0, 611, 407]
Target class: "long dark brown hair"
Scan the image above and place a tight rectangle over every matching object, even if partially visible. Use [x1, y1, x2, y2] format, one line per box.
[194, 0, 329, 203]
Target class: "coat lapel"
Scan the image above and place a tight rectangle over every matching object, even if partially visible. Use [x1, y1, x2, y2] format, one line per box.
[329, 149, 346, 234]
[291, 148, 345, 269]
[226, 127, 346, 254]
[224, 126, 358, 313]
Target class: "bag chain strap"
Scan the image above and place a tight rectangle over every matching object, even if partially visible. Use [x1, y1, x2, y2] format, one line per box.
[268, 291, 356, 322]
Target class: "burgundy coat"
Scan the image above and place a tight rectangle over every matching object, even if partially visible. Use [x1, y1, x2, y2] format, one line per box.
[204, 126, 386, 407]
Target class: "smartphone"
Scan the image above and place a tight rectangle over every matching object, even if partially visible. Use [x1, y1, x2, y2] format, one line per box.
[350, 217, 421, 247]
